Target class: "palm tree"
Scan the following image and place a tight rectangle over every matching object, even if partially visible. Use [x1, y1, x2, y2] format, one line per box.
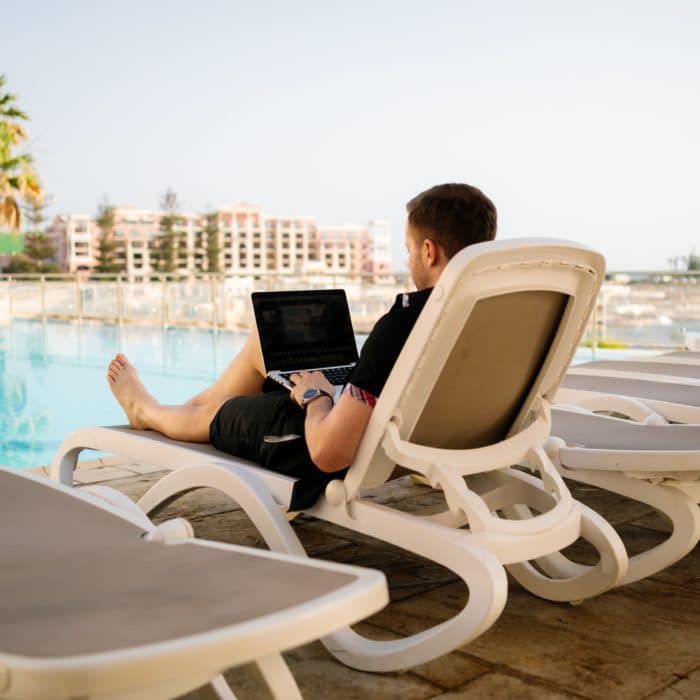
[0, 75, 43, 231]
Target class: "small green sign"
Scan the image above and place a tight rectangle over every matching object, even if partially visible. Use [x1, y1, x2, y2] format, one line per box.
[0, 233, 25, 254]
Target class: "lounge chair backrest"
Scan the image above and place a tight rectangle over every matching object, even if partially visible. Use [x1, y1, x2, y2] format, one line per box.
[410, 289, 569, 449]
[344, 239, 605, 494]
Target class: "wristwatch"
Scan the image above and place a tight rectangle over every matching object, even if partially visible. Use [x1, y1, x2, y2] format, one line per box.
[299, 388, 334, 410]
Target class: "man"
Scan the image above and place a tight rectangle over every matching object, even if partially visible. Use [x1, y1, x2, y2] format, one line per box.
[107, 183, 497, 507]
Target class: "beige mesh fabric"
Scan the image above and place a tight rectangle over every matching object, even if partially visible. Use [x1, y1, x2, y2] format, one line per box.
[411, 290, 568, 449]
[551, 408, 700, 451]
[579, 360, 700, 379]
[0, 471, 354, 658]
[562, 374, 700, 408]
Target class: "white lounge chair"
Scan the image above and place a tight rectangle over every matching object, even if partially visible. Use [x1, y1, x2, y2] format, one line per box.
[661, 350, 700, 361]
[574, 359, 700, 380]
[557, 371, 700, 423]
[545, 405, 700, 585]
[0, 467, 388, 700]
[51, 238, 628, 672]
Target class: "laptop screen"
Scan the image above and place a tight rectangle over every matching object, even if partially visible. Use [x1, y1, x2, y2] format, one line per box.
[252, 290, 359, 372]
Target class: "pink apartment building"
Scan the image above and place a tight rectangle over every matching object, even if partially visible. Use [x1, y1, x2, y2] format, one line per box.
[46, 203, 392, 277]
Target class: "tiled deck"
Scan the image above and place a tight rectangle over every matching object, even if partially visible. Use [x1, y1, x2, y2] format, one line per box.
[32, 460, 700, 699]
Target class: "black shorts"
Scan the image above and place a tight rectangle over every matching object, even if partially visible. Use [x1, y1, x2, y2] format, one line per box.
[209, 391, 343, 509]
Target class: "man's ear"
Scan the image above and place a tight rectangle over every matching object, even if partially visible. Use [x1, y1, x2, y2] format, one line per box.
[422, 238, 440, 267]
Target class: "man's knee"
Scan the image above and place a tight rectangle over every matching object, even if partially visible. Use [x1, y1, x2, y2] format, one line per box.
[241, 328, 266, 378]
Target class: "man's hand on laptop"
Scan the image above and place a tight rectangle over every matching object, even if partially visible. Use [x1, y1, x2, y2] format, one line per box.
[290, 371, 336, 410]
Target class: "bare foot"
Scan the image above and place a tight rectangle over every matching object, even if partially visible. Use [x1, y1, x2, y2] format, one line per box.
[106, 353, 155, 429]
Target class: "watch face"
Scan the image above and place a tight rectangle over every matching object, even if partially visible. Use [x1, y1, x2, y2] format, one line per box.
[303, 388, 320, 401]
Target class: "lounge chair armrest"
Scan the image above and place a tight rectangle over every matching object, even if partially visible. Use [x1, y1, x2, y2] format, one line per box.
[380, 408, 551, 477]
[554, 395, 668, 424]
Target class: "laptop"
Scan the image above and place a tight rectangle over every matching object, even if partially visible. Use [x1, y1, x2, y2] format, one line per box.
[252, 289, 359, 391]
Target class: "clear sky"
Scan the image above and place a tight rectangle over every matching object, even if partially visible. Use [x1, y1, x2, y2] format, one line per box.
[3, 0, 699, 270]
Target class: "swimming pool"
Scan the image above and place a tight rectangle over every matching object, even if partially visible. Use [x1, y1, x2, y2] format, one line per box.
[0, 320, 250, 469]
[0, 319, 662, 469]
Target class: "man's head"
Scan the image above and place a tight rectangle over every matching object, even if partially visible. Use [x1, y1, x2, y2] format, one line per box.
[405, 183, 497, 289]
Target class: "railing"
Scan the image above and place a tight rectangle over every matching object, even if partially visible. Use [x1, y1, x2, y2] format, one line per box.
[1, 270, 698, 349]
[0, 272, 411, 334]
[591, 270, 700, 352]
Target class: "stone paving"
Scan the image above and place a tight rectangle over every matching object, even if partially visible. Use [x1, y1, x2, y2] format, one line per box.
[33, 459, 700, 700]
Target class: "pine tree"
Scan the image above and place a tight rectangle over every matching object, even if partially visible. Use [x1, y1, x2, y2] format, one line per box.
[154, 187, 183, 273]
[22, 196, 59, 272]
[24, 233, 55, 269]
[204, 210, 221, 273]
[94, 196, 123, 274]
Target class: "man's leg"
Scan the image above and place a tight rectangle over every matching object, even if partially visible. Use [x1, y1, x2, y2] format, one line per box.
[184, 329, 267, 407]
[107, 332, 267, 442]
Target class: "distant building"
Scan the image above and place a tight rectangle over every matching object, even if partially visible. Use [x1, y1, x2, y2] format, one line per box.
[46, 214, 93, 272]
[46, 203, 392, 277]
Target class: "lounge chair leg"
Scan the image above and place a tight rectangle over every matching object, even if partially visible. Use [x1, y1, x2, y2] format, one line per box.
[506, 502, 628, 601]
[558, 467, 700, 585]
[256, 653, 303, 700]
[309, 498, 508, 672]
[137, 463, 307, 556]
[427, 468, 628, 601]
[198, 674, 239, 699]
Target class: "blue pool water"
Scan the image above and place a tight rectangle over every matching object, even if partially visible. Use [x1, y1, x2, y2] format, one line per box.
[0, 320, 250, 469]
[0, 319, 661, 470]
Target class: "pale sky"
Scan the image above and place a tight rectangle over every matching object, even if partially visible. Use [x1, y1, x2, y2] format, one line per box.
[3, 0, 699, 270]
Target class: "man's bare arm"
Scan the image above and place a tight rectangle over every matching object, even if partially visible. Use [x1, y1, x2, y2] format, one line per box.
[290, 371, 373, 473]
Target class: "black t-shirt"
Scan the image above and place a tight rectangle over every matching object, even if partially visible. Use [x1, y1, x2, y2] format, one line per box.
[347, 288, 432, 399]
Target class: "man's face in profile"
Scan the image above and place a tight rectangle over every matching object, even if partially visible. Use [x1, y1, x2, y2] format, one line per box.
[405, 222, 430, 290]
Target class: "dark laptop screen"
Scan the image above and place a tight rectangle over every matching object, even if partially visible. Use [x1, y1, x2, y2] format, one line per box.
[252, 290, 359, 372]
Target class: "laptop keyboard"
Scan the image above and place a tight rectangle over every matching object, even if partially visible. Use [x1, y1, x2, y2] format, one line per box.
[277, 365, 354, 386]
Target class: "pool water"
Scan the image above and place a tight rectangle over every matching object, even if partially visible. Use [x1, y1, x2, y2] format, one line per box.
[0, 320, 249, 469]
[0, 319, 662, 470]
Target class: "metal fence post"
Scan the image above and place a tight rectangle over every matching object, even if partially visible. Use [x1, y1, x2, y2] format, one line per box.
[7, 276, 13, 321]
[116, 274, 124, 326]
[210, 274, 219, 330]
[161, 275, 168, 328]
[75, 275, 83, 324]
[40, 275, 46, 322]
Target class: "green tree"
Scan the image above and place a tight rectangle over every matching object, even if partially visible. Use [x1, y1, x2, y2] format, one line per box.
[0, 75, 43, 231]
[153, 187, 183, 273]
[5, 254, 34, 273]
[94, 196, 123, 273]
[687, 250, 699, 272]
[22, 196, 59, 272]
[23, 233, 55, 270]
[203, 210, 221, 273]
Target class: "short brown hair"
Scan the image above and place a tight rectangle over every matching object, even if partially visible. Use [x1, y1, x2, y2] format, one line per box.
[406, 183, 497, 259]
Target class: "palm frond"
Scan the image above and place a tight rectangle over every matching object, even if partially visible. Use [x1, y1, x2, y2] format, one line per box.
[0, 196, 22, 231]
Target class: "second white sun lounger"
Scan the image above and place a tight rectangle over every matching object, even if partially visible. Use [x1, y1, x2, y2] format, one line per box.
[545, 406, 700, 585]
[557, 371, 700, 423]
[0, 468, 387, 700]
[575, 359, 700, 380]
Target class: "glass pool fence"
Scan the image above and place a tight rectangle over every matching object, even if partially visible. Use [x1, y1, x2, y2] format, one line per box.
[1, 270, 699, 350]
